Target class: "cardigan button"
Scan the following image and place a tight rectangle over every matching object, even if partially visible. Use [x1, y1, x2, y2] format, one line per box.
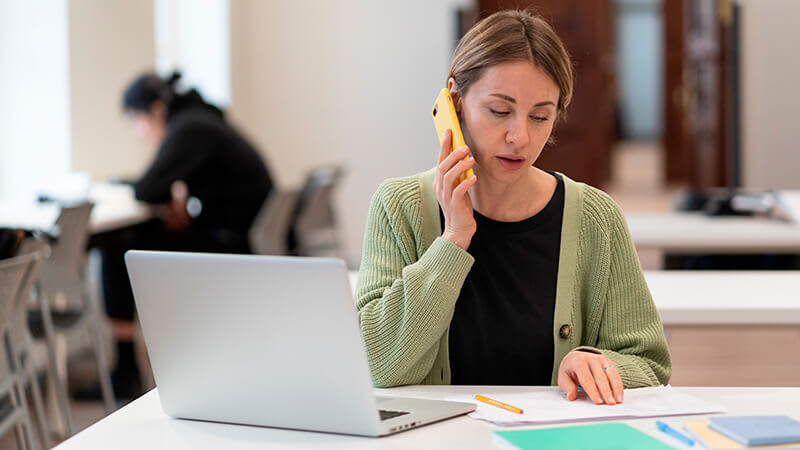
[559, 324, 571, 339]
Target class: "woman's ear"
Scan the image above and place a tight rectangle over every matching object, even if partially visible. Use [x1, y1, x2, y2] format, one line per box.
[447, 77, 462, 115]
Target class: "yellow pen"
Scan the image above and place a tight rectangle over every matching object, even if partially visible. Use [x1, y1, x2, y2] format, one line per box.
[474, 394, 524, 415]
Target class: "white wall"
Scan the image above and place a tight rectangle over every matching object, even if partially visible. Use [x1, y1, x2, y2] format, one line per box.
[0, 1, 71, 201]
[230, 0, 470, 266]
[69, 0, 156, 182]
[740, 0, 800, 189]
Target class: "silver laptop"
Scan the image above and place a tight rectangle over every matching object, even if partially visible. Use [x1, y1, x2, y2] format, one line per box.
[125, 250, 475, 436]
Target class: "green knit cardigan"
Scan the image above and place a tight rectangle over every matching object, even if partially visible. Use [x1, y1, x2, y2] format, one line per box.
[355, 168, 671, 388]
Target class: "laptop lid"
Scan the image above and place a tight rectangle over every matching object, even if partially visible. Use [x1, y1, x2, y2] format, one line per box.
[125, 250, 383, 436]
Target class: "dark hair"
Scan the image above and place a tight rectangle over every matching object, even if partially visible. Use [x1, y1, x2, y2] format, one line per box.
[122, 71, 182, 113]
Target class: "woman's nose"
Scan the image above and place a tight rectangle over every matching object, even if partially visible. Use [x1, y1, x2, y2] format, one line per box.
[506, 118, 530, 147]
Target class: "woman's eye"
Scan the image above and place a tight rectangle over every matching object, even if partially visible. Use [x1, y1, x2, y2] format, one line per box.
[531, 116, 549, 122]
[489, 108, 509, 117]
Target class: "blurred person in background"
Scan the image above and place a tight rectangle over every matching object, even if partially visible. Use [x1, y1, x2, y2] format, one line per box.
[83, 71, 273, 400]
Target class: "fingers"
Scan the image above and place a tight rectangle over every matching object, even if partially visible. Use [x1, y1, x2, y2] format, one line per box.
[557, 370, 578, 401]
[589, 360, 617, 405]
[437, 146, 470, 176]
[438, 129, 453, 164]
[435, 153, 473, 200]
[443, 157, 474, 191]
[559, 351, 625, 405]
[452, 172, 477, 197]
[434, 129, 452, 194]
[434, 141, 469, 199]
[434, 129, 476, 249]
[575, 366, 604, 405]
[605, 362, 625, 403]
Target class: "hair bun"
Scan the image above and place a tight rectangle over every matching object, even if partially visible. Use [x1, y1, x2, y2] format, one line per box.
[165, 71, 182, 86]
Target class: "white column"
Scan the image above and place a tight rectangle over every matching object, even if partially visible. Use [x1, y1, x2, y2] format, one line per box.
[154, 0, 231, 107]
[0, 1, 71, 201]
[740, 0, 800, 189]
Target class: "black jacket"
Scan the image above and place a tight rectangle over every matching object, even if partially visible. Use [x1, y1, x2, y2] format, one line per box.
[134, 90, 273, 236]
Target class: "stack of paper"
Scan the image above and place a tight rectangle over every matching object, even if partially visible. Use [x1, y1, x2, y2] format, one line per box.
[448, 386, 725, 426]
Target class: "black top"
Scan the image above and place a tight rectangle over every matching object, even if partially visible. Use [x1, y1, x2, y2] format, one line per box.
[447, 173, 564, 385]
[134, 90, 273, 235]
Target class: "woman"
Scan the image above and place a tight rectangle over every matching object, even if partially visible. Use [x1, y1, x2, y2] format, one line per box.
[124, 71, 273, 238]
[87, 72, 273, 400]
[355, 10, 670, 405]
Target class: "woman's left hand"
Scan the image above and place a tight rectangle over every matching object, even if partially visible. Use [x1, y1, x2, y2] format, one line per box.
[557, 350, 624, 405]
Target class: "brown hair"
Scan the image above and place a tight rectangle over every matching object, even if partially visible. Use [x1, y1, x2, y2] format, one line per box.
[447, 10, 573, 117]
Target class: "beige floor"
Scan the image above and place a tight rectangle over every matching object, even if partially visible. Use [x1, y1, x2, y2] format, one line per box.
[2, 141, 797, 449]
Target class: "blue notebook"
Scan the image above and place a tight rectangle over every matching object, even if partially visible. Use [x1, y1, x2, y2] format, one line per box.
[708, 415, 800, 446]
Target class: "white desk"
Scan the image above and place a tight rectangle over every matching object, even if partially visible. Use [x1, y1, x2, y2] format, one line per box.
[0, 183, 151, 235]
[55, 386, 800, 449]
[643, 271, 800, 326]
[87, 183, 152, 234]
[625, 211, 800, 253]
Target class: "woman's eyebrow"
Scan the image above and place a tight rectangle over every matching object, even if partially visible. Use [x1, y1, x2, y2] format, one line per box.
[489, 93, 516, 103]
[489, 93, 555, 107]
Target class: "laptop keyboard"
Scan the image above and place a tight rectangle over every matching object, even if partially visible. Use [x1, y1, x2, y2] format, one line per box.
[379, 409, 410, 421]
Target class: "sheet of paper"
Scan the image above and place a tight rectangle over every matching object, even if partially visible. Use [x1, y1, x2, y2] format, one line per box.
[447, 386, 725, 426]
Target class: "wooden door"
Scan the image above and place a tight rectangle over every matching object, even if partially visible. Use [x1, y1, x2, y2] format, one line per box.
[476, 0, 616, 188]
[663, 0, 733, 189]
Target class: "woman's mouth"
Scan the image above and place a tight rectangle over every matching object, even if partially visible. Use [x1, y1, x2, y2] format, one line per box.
[496, 154, 526, 171]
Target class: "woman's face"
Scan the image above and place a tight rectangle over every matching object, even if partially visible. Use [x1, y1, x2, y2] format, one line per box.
[127, 101, 167, 145]
[453, 61, 559, 184]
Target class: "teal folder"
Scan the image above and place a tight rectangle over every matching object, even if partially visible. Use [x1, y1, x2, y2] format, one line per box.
[708, 415, 800, 446]
[494, 422, 675, 450]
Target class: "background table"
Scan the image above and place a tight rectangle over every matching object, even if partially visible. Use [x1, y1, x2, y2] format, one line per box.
[625, 211, 800, 253]
[0, 183, 151, 235]
[642, 270, 800, 326]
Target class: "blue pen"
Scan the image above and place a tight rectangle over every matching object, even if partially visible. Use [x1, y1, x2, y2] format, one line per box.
[656, 420, 695, 447]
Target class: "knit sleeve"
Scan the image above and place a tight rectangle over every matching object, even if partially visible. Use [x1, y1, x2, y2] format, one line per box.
[579, 191, 672, 387]
[355, 179, 474, 387]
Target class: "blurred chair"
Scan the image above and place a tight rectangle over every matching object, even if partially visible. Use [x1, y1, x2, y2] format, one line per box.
[26, 203, 115, 438]
[8, 241, 51, 448]
[0, 250, 45, 450]
[248, 190, 300, 256]
[289, 167, 344, 257]
[9, 241, 51, 448]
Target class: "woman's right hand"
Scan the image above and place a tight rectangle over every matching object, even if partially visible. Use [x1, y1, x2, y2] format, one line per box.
[433, 129, 477, 251]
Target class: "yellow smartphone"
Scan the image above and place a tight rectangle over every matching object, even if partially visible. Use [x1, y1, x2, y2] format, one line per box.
[432, 88, 474, 182]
